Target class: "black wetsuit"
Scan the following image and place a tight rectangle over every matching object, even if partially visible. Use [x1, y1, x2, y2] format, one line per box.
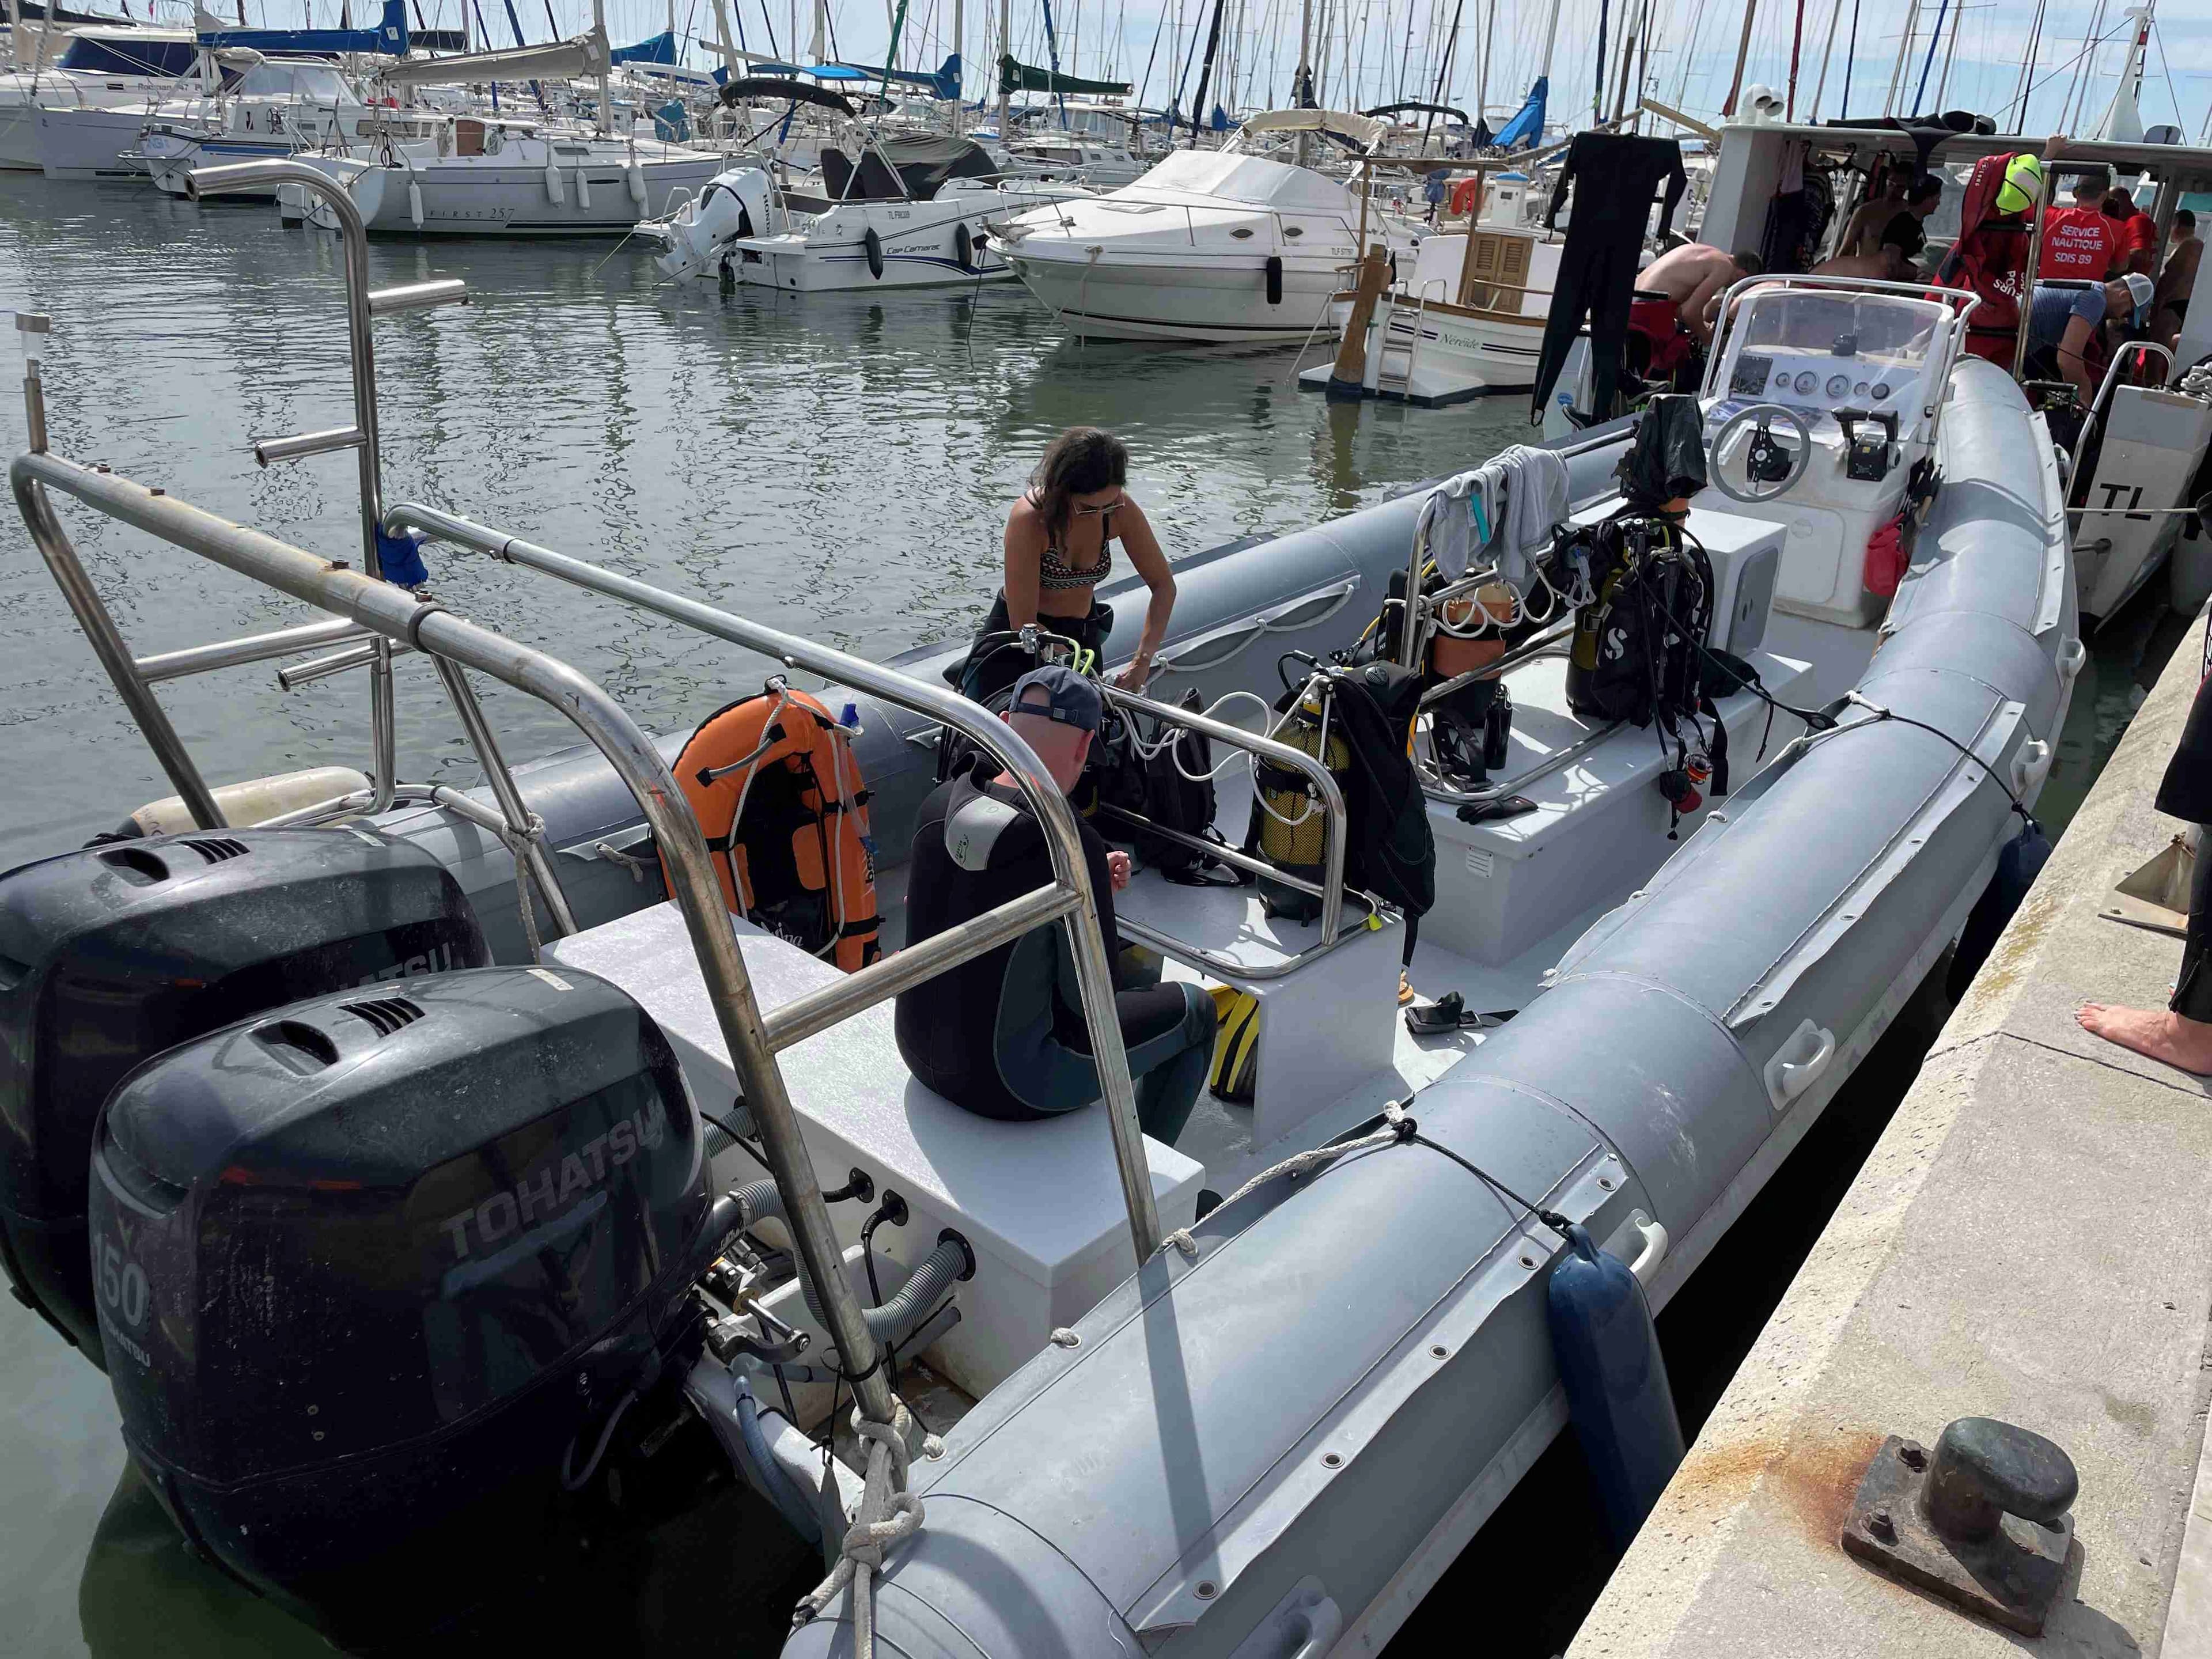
[1529, 134, 1688, 426]
[2157, 673, 2212, 1022]
[894, 774, 1216, 1142]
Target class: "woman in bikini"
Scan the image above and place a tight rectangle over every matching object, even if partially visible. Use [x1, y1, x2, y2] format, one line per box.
[974, 427, 1177, 694]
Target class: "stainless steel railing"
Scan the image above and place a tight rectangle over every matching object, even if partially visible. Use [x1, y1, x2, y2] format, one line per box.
[10, 157, 1161, 1450]
[378, 502, 1164, 1268]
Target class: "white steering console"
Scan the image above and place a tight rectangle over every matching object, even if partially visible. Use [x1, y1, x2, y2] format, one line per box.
[1710, 403, 1813, 504]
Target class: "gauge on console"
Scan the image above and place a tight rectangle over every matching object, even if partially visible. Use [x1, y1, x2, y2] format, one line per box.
[1854, 380, 1869, 395]
[1793, 370, 1819, 394]
[1826, 374, 1850, 397]
[1872, 381, 1893, 400]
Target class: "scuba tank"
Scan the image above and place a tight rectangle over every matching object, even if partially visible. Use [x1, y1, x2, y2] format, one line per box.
[1248, 668, 1349, 924]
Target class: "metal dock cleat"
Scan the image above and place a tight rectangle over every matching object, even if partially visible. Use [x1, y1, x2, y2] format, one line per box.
[1841, 1416, 2078, 1636]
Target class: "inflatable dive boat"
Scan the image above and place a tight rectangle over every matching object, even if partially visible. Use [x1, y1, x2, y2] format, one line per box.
[5, 169, 2071, 1657]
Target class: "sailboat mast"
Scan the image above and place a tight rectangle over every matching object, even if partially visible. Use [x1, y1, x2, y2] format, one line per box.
[1786, 0, 1803, 116]
[1720, 0, 1757, 116]
[592, 0, 610, 132]
[950, 0, 963, 128]
[1883, 0, 1920, 116]
[996, 0, 1009, 131]
[1537, 0, 1563, 82]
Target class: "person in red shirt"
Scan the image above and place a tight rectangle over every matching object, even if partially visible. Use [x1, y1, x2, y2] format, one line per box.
[2037, 166, 2122, 281]
[2104, 181, 2158, 275]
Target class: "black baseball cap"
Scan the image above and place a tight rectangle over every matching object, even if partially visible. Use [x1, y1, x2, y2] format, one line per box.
[1008, 665, 1103, 734]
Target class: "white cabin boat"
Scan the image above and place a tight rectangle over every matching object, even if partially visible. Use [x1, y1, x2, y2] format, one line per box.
[997, 108, 1417, 343]
[639, 136, 1086, 290]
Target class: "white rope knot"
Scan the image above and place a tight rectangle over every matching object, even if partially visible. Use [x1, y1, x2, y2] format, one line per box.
[1164, 1231, 1199, 1259]
[791, 1402, 932, 1658]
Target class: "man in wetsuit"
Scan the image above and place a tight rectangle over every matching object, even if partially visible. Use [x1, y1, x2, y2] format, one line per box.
[894, 665, 1217, 1143]
[1636, 242, 1762, 348]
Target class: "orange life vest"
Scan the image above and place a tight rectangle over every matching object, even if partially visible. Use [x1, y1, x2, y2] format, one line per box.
[665, 684, 881, 972]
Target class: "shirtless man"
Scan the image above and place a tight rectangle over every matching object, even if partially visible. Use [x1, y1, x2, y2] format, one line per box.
[1637, 242, 1762, 346]
[1834, 169, 1909, 260]
[2153, 208, 2201, 350]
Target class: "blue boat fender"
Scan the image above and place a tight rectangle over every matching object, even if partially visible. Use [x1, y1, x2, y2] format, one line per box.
[1546, 1221, 1687, 1549]
[1947, 815, 2053, 1000]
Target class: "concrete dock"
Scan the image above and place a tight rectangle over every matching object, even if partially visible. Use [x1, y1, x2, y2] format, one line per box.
[1569, 615, 2212, 1659]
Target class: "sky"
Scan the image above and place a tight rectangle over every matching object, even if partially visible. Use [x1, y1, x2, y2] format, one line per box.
[194, 0, 2212, 141]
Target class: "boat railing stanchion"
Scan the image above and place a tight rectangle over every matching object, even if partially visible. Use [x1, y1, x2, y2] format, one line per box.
[8, 448, 908, 1435]
[13, 310, 228, 831]
[185, 158, 471, 819]
[426, 653, 581, 943]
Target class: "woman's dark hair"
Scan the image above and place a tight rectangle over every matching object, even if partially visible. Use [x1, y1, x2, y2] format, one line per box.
[1030, 427, 1128, 543]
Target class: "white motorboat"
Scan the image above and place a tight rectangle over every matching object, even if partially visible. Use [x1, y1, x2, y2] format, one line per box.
[639, 135, 1086, 291]
[0, 25, 215, 170]
[1002, 131, 1148, 188]
[1301, 185, 1562, 403]
[996, 108, 1418, 343]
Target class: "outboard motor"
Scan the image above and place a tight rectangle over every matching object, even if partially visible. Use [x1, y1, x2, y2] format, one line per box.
[89, 965, 716, 1649]
[0, 827, 487, 1366]
[654, 166, 772, 281]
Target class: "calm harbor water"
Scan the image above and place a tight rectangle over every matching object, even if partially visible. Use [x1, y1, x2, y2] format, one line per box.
[0, 169, 2179, 1657]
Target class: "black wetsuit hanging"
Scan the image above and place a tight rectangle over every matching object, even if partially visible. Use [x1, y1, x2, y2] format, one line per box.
[1529, 134, 1687, 427]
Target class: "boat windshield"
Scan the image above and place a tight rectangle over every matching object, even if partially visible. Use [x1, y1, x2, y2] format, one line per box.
[1718, 287, 1946, 427]
[233, 61, 356, 102]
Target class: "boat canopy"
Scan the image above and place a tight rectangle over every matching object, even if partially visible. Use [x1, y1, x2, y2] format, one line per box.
[377, 25, 608, 86]
[823, 134, 997, 201]
[195, 0, 406, 56]
[1128, 148, 1357, 212]
[1233, 107, 1387, 151]
[718, 74, 854, 113]
[1362, 100, 1472, 126]
[52, 28, 197, 75]
[997, 53, 1130, 97]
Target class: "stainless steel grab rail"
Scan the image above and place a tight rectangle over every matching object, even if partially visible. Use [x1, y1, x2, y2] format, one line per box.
[379, 499, 1165, 1265]
[11, 446, 919, 1434]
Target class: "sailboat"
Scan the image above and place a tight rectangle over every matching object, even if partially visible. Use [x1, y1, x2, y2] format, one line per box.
[282, 14, 721, 235]
[0, 21, 225, 170]
[31, 2, 410, 179]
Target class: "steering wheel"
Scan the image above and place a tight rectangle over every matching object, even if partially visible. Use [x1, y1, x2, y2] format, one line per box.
[1710, 403, 1814, 504]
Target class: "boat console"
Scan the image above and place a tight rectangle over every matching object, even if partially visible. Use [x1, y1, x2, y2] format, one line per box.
[1697, 278, 1966, 627]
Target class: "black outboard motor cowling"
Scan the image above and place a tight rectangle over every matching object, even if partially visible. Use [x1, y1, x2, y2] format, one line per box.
[89, 965, 712, 1650]
[0, 827, 487, 1365]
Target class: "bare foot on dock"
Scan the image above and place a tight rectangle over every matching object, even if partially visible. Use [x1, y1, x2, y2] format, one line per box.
[2077, 1003, 2212, 1074]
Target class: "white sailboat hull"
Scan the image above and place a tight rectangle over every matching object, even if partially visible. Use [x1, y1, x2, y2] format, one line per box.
[290, 143, 721, 236]
[33, 104, 178, 179]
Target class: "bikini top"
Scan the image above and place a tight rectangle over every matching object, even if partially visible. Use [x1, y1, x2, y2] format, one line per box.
[1033, 493, 1117, 591]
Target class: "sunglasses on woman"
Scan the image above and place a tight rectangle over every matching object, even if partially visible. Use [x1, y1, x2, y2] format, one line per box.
[1071, 494, 1128, 517]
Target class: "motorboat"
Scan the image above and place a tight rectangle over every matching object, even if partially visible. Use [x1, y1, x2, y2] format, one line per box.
[637, 134, 1086, 290]
[1301, 171, 1562, 403]
[996, 108, 1419, 343]
[1688, 115, 2212, 632]
[1002, 130, 1148, 188]
[5, 147, 2078, 1653]
[0, 24, 216, 169]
